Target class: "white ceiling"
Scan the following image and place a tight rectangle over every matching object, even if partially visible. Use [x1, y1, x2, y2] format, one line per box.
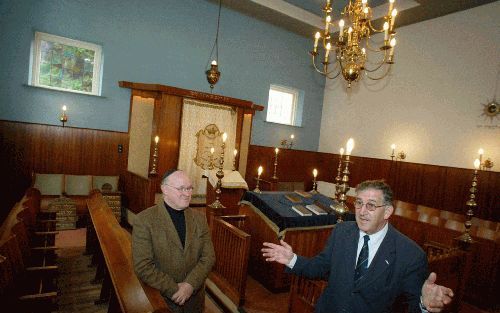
[210, 0, 498, 37]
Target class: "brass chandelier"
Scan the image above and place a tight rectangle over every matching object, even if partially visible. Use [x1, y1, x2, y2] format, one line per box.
[310, 0, 398, 87]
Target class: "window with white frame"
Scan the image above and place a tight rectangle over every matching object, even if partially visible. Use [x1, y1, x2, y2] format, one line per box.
[266, 85, 299, 126]
[31, 31, 103, 95]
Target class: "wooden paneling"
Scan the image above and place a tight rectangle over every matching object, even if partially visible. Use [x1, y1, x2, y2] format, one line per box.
[0, 120, 128, 175]
[0, 120, 129, 225]
[245, 145, 500, 221]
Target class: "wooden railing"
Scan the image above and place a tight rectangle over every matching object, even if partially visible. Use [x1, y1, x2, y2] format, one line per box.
[121, 171, 159, 214]
[87, 191, 170, 313]
[209, 215, 251, 307]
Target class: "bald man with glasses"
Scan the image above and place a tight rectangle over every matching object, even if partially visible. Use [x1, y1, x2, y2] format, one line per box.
[133, 169, 215, 313]
[262, 180, 453, 313]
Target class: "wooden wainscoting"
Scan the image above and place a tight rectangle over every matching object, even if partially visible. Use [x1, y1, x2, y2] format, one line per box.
[245, 145, 500, 221]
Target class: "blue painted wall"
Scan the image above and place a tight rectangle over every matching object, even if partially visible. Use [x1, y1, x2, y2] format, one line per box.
[0, 0, 325, 151]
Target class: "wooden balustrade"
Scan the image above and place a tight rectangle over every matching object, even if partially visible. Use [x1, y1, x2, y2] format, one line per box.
[87, 191, 170, 313]
[209, 216, 250, 307]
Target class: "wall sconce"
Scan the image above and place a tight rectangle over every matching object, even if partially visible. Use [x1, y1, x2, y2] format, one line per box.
[390, 144, 406, 161]
[280, 134, 294, 149]
[478, 148, 494, 170]
[60, 105, 68, 127]
[149, 136, 159, 176]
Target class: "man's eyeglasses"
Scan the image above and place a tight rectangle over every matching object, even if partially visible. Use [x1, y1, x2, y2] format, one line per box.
[354, 200, 387, 212]
[164, 184, 194, 193]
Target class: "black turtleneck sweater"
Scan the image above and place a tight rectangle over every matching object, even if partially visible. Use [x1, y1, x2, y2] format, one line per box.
[164, 201, 186, 248]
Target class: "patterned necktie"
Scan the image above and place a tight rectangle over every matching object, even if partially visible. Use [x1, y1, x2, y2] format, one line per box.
[354, 235, 370, 281]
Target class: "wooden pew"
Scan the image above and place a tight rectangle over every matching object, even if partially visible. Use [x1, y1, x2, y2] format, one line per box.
[87, 190, 170, 313]
[0, 235, 58, 312]
[209, 215, 250, 307]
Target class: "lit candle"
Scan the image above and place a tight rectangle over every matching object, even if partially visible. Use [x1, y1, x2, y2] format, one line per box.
[211, 60, 217, 66]
[275, 147, 279, 155]
[383, 22, 389, 41]
[325, 15, 331, 34]
[346, 138, 355, 156]
[313, 169, 318, 178]
[389, 38, 396, 56]
[222, 132, 227, 142]
[290, 134, 295, 140]
[388, 0, 395, 15]
[478, 148, 484, 164]
[362, 0, 367, 11]
[154, 136, 159, 144]
[347, 27, 353, 45]
[313, 32, 320, 52]
[391, 144, 396, 155]
[474, 159, 480, 170]
[340, 147, 344, 157]
[258, 166, 263, 176]
[233, 149, 238, 157]
[390, 9, 397, 30]
[338, 19, 345, 40]
[62, 105, 67, 112]
[325, 42, 331, 63]
[210, 147, 214, 154]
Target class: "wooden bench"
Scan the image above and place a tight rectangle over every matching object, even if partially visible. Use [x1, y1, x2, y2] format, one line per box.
[87, 190, 170, 313]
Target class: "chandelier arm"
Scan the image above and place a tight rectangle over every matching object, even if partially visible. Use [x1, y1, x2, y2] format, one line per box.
[364, 60, 388, 73]
[364, 65, 392, 80]
[311, 51, 342, 78]
[367, 19, 387, 33]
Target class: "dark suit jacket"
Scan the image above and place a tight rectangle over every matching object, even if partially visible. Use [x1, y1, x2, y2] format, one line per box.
[132, 202, 215, 313]
[289, 221, 427, 313]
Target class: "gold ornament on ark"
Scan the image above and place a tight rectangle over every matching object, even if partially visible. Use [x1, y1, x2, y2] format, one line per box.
[194, 124, 223, 169]
[310, 0, 398, 87]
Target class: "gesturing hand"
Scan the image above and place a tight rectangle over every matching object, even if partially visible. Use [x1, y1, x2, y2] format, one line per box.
[172, 282, 194, 306]
[421, 272, 454, 312]
[261, 240, 294, 265]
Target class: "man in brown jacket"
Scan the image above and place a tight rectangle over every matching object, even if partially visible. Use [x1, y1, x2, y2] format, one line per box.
[132, 169, 215, 313]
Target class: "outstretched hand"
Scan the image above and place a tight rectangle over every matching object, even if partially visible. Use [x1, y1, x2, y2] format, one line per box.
[421, 272, 454, 312]
[261, 240, 294, 265]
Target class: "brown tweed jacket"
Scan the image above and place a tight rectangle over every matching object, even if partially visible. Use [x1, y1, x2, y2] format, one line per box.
[132, 201, 215, 313]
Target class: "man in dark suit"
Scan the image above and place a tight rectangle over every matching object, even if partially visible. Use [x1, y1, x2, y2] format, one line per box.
[133, 169, 215, 313]
[262, 180, 453, 313]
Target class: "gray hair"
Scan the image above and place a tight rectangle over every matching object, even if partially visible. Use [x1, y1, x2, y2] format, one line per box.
[355, 179, 393, 205]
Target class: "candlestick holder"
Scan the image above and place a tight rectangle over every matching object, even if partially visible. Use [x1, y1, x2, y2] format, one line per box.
[209, 141, 226, 209]
[149, 141, 159, 176]
[457, 167, 479, 243]
[332, 155, 351, 222]
[254, 173, 262, 193]
[272, 152, 279, 180]
[390, 151, 395, 161]
[334, 154, 343, 199]
[310, 175, 318, 194]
